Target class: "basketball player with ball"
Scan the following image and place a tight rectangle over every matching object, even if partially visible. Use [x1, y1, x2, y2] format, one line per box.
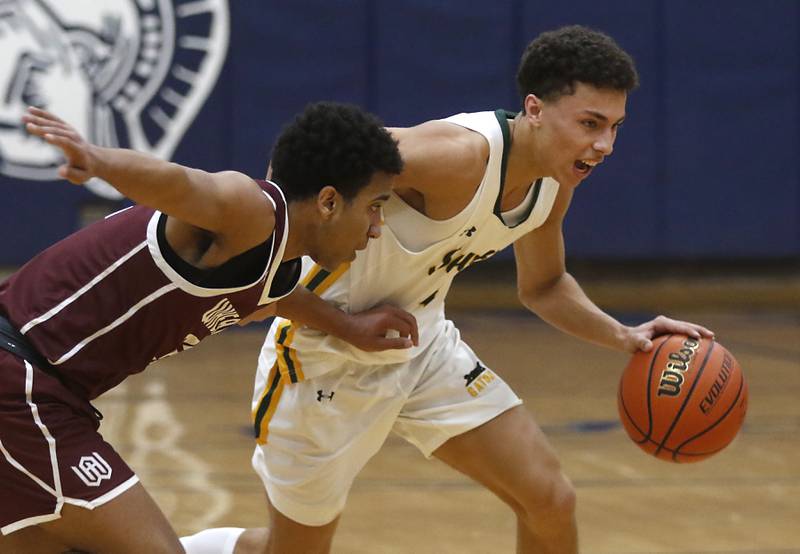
[185, 25, 720, 554]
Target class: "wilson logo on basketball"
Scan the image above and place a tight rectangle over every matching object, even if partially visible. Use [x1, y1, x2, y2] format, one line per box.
[656, 337, 701, 397]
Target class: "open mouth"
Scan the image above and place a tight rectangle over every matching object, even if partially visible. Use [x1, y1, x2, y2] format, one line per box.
[574, 159, 599, 176]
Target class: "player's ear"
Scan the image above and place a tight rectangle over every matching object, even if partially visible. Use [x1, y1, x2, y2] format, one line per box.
[523, 94, 544, 126]
[317, 186, 338, 218]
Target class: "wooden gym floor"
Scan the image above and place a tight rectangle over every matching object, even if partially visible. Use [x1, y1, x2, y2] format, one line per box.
[92, 270, 799, 554]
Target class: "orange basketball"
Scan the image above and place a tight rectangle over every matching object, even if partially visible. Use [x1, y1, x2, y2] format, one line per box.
[617, 334, 748, 463]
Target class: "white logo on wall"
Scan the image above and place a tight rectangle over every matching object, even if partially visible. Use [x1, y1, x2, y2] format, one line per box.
[71, 451, 113, 487]
[0, 0, 229, 198]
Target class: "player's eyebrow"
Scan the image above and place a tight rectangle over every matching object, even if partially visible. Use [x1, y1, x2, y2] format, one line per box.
[373, 194, 391, 202]
[582, 110, 608, 121]
[582, 110, 626, 125]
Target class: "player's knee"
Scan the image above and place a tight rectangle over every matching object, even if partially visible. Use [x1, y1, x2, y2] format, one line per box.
[515, 469, 577, 526]
[549, 473, 577, 521]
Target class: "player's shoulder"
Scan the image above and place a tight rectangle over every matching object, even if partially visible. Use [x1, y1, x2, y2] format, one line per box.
[212, 170, 263, 192]
[390, 120, 488, 189]
[206, 171, 276, 251]
[393, 119, 487, 157]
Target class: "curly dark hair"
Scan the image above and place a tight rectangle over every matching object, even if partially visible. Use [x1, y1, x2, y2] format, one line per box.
[270, 102, 403, 203]
[516, 25, 639, 105]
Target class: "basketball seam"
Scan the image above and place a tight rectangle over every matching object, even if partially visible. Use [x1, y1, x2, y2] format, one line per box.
[632, 435, 730, 457]
[672, 373, 745, 459]
[654, 339, 716, 457]
[644, 335, 672, 442]
[618, 335, 672, 445]
[618, 387, 648, 442]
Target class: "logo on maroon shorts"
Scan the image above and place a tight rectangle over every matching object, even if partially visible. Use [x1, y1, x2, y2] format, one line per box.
[71, 452, 113, 487]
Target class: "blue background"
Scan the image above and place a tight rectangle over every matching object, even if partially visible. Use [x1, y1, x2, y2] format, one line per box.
[2, 0, 798, 265]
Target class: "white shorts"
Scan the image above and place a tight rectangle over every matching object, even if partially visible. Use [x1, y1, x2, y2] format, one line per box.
[250, 320, 522, 526]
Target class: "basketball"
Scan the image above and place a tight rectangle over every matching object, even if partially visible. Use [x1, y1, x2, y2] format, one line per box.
[617, 334, 748, 463]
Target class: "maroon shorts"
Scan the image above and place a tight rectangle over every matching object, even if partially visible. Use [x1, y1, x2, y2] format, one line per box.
[0, 350, 137, 535]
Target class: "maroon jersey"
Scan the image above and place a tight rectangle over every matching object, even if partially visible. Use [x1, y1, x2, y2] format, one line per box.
[0, 180, 298, 400]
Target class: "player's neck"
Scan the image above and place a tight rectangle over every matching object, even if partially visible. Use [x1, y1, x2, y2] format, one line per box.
[505, 117, 546, 190]
[282, 201, 314, 261]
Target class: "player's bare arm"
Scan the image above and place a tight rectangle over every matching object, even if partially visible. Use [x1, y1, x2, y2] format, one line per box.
[237, 285, 420, 352]
[272, 286, 419, 351]
[389, 122, 489, 219]
[514, 186, 713, 353]
[22, 106, 275, 260]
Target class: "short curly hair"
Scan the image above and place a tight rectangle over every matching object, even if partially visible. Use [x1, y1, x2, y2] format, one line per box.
[516, 25, 639, 105]
[270, 102, 403, 203]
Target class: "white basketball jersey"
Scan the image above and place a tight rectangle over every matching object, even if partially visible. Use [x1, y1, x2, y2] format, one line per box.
[267, 111, 560, 382]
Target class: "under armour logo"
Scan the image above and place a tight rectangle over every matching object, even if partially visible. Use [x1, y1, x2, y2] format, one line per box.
[461, 226, 477, 237]
[71, 452, 113, 487]
[317, 390, 335, 402]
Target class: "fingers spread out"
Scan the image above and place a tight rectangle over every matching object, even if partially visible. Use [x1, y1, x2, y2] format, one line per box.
[23, 108, 79, 146]
[45, 135, 87, 170]
[689, 323, 715, 338]
[23, 113, 65, 128]
[26, 123, 77, 143]
[23, 121, 47, 139]
[668, 320, 713, 340]
[647, 316, 714, 341]
[25, 106, 66, 125]
[58, 165, 90, 185]
[673, 324, 702, 339]
[41, 132, 74, 148]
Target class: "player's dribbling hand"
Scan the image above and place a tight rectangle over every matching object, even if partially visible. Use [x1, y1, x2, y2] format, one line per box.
[343, 304, 419, 352]
[624, 315, 714, 353]
[22, 106, 95, 185]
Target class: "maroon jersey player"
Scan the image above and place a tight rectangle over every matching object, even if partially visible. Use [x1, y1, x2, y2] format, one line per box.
[0, 103, 416, 553]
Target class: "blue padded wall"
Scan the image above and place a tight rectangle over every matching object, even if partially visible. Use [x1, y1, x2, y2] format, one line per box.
[1, 1, 797, 264]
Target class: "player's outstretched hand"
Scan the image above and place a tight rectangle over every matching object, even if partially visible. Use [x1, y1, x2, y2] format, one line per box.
[625, 315, 714, 353]
[22, 106, 96, 184]
[343, 304, 419, 352]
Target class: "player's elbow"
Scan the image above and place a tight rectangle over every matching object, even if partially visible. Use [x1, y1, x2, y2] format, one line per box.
[517, 275, 563, 311]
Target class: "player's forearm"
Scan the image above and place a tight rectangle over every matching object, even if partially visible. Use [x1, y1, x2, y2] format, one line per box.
[90, 146, 204, 210]
[520, 272, 629, 351]
[274, 286, 351, 337]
